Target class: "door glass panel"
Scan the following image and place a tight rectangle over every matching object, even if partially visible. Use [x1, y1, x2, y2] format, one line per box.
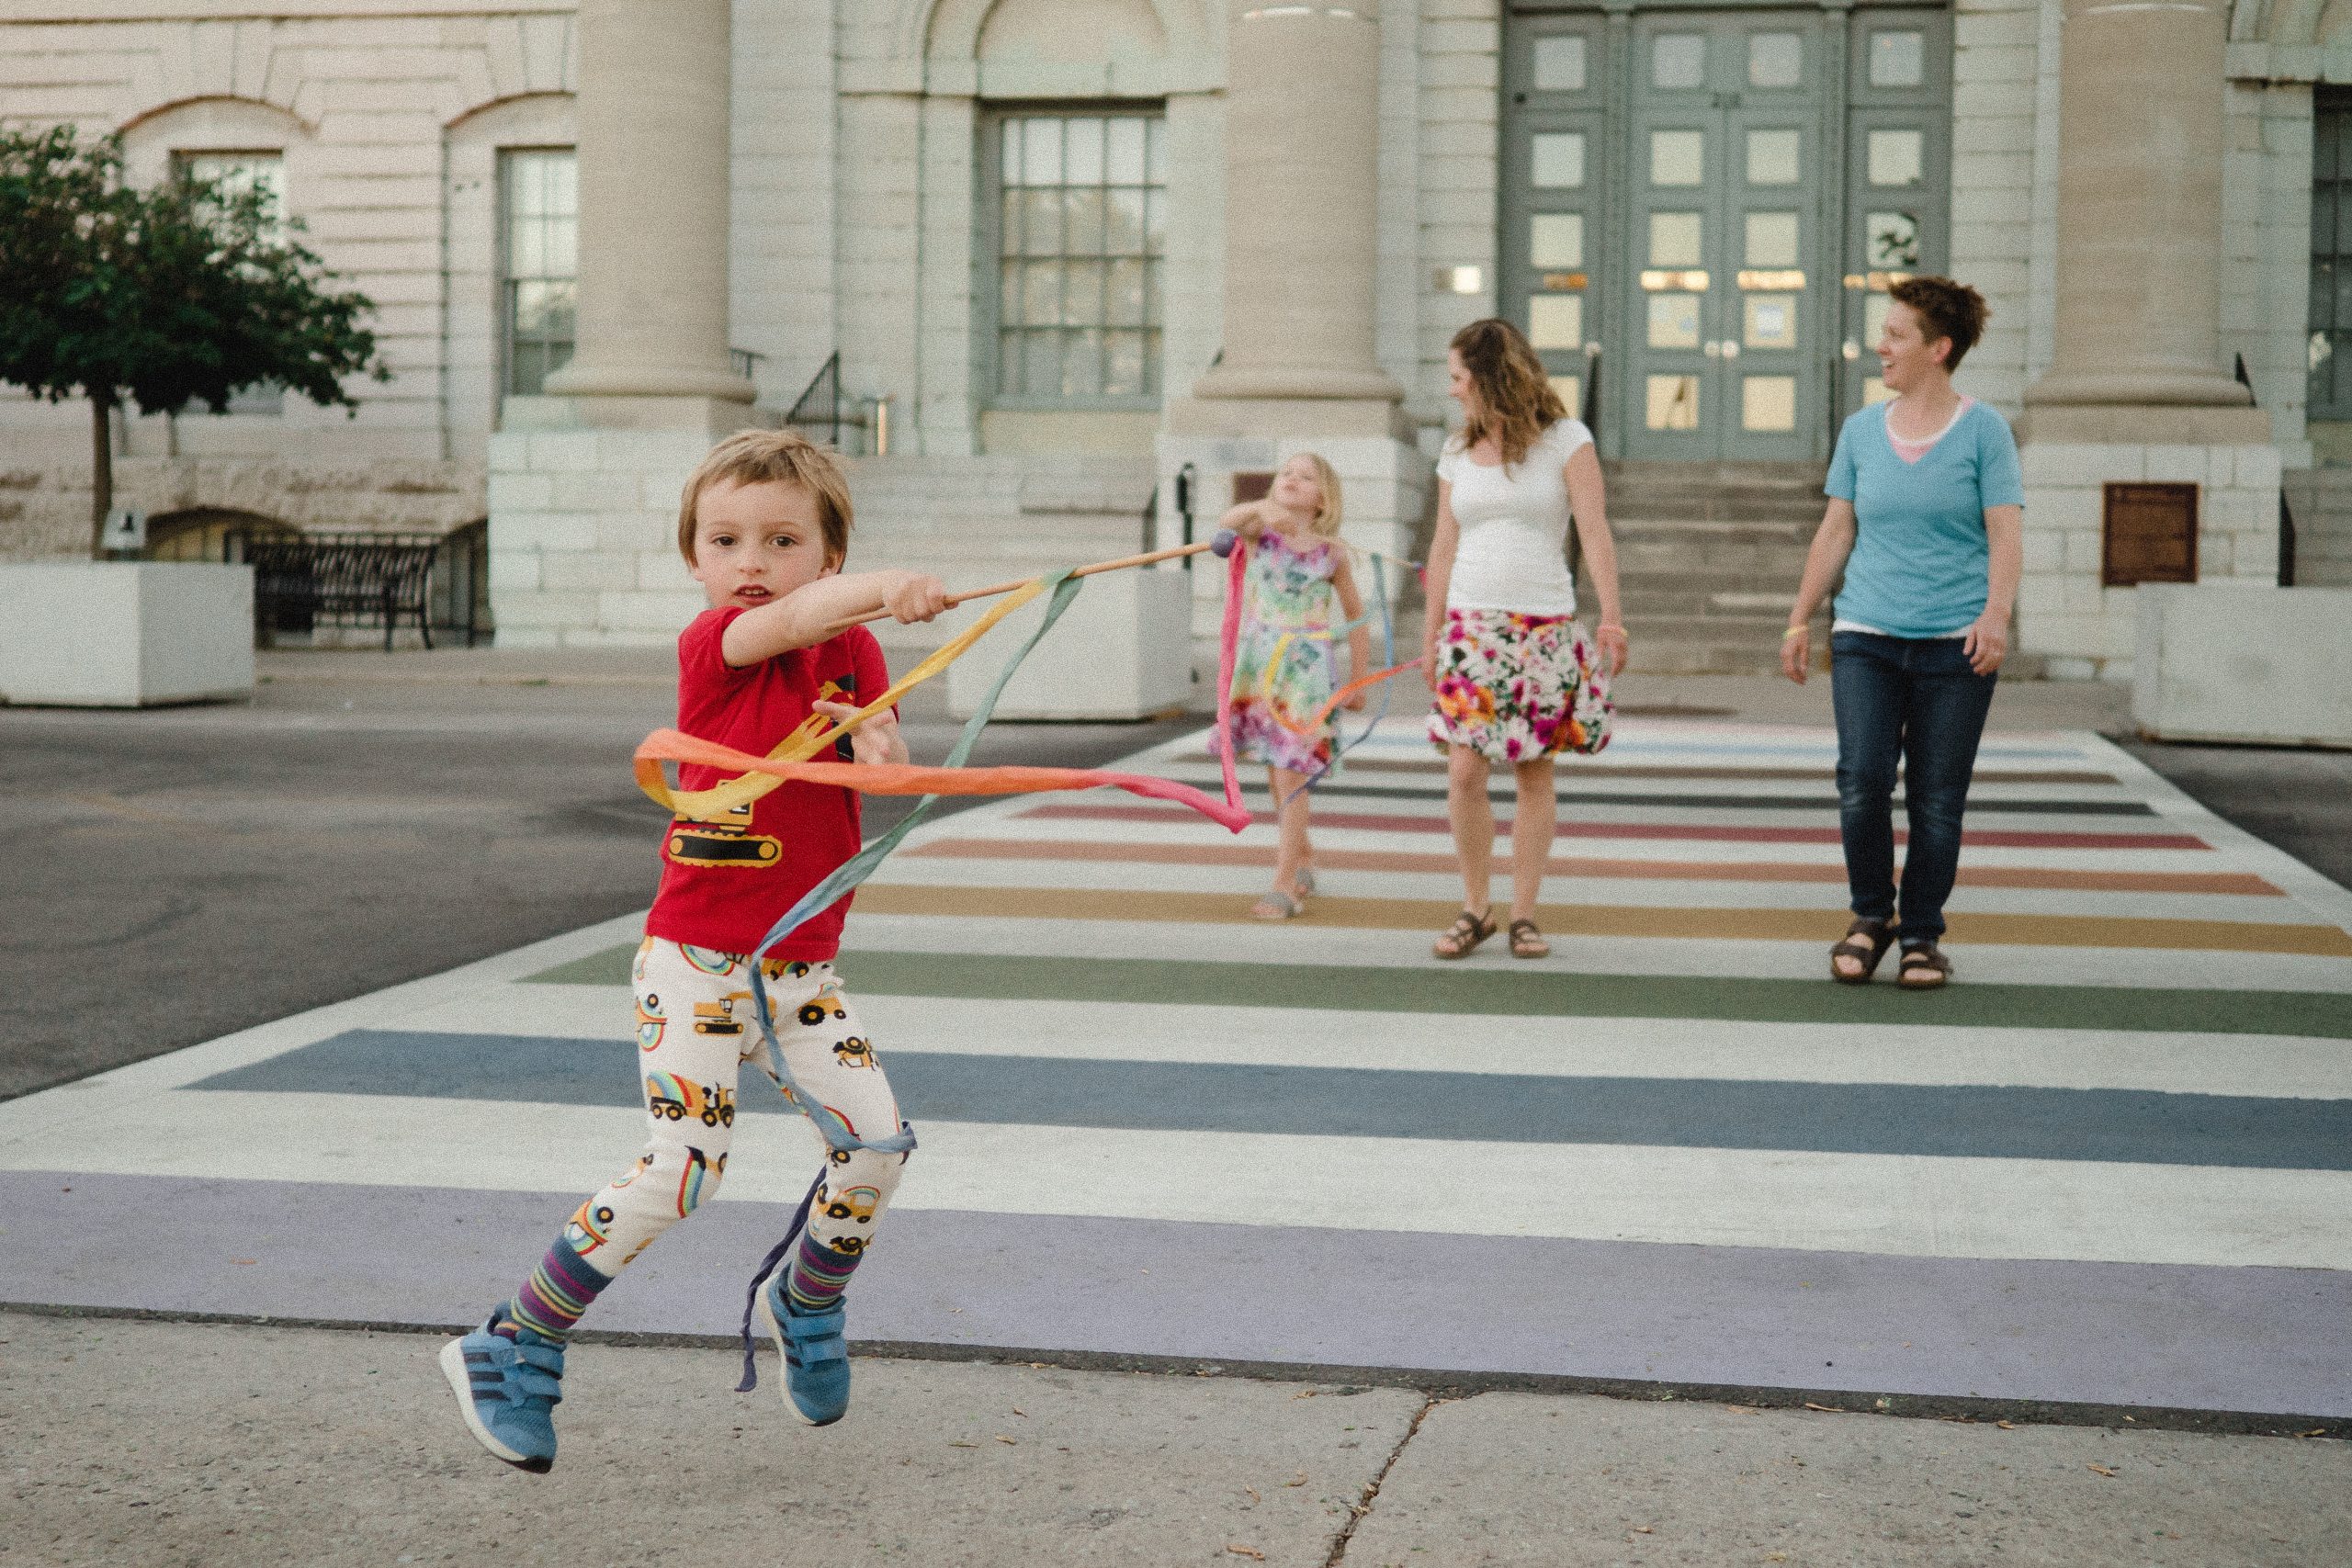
[1532, 36, 1587, 92]
[1531, 213, 1584, 268]
[1866, 210, 1920, 270]
[1532, 132, 1586, 188]
[1868, 130, 1925, 188]
[1861, 377, 1894, 405]
[1742, 376, 1797, 432]
[1647, 293, 1702, 349]
[1650, 211, 1703, 266]
[1549, 375, 1582, 414]
[1747, 34, 1802, 88]
[1869, 31, 1926, 88]
[1864, 291, 1892, 348]
[1746, 212, 1800, 267]
[1746, 130, 1800, 186]
[1652, 35, 1706, 89]
[1744, 294, 1798, 350]
[1650, 130, 1704, 186]
[1530, 295, 1585, 349]
[1646, 374, 1702, 430]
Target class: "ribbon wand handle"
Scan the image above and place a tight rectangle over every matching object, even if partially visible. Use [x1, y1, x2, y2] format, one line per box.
[842, 535, 1235, 628]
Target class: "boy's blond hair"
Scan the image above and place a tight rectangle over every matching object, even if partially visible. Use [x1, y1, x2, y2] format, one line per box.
[1288, 452, 1345, 538]
[676, 428, 854, 567]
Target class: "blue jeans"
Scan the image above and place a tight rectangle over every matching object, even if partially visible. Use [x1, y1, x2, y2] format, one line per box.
[1829, 630, 1998, 946]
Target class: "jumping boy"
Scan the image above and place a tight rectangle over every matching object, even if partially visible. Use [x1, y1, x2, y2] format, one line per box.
[441, 428, 948, 1471]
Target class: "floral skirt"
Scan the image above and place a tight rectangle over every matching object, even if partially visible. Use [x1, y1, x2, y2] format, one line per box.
[1426, 607, 1613, 762]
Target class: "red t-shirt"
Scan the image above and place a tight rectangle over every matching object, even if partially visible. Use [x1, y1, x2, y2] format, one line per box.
[643, 607, 891, 961]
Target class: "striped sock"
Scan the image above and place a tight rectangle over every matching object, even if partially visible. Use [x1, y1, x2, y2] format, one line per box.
[503, 1237, 612, 1341]
[785, 1233, 860, 1316]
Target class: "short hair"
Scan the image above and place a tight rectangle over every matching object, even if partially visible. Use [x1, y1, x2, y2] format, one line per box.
[676, 428, 854, 567]
[1448, 317, 1568, 470]
[1285, 451, 1345, 538]
[1887, 276, 1990, 371]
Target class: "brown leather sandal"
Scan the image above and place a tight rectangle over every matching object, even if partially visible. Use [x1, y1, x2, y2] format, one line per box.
[1897, 943, 1952, 990]
[1432, 908, 1497, 960]
[1829, 918, 1894, 985]
[1507, 919, 1550, 959]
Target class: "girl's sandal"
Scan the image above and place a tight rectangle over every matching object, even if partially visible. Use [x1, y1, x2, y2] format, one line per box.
[1507, 919, 1550, 959]
[1897, 943, 1952, 990]
[1432, 908, 1497, 960]
[1250, 887, 1306, 921]
[1829, 918, 1894, 985]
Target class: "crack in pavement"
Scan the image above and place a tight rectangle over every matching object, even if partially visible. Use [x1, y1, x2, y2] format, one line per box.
[1325, 1393, 1446, 1568]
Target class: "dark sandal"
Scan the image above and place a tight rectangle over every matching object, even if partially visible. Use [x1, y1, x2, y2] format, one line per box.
[1433, 908, 1497, 960]
[1507, 919, 1550, 959]
[1898, 943, 1952, 990]
[1829, 918, 1894, 985]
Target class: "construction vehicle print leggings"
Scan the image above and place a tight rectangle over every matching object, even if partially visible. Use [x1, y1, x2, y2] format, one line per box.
[551, 936, 910, 1276]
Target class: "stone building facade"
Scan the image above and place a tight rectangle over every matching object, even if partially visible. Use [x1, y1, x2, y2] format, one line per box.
[0, 1, 2340, 673]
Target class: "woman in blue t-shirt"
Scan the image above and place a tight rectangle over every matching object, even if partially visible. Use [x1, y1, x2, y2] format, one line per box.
[1780, 276, 2024, 990]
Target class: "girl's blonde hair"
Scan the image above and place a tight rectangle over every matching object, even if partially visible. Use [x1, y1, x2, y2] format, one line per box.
[1449, 317, 1567, 470]
[1282, 451, 1345, 538]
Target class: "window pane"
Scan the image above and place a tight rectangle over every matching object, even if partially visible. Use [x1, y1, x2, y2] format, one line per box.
[1531, 213, 1584, 269]
[1105, 186, 1146, 254]
[547, 217, 575, 276]
[1742, 376, 1797, 432]
[1748, 33, 1802, 88]
[1064, 327, 1104, 397]
[1065, 187, 1104, 254]
[1529, 294, 1584, 350]
[1023, 190, 1062, 255]
[1869, 129, 1925, 188]
[1106, 118, 1147, 184]
[1532, 35, 1586, 92]
[1001, 265, 1023, 325]
[1023, 331, 1060, 396]
[1646, 374, 1701, 430]
[1023, 260, 1063, 323]
[1746, 211, 1800, 267]
[1142, 330, 1161, 396]
[1064, 259, 1105, 325]
[1145, 257, 1162, 326]
[549, 152, 576, 215]
[1869, 31, 1926, 88]
[1652, 35, 1705, 90]
[1065, 117, 1103, 185]
[1107, 257, 1147, 326]
[999, 331, 1023, 395]
[1866, 210, 1920, 269]
[1146, 117, 1167, 185]
[1105, 330, 1147, 397]
[1001, 189, 1023, 259]
[1646, 293, 1702, 349]
[1531, 132, 1585, 189]
[1144, 186, 1165, 254]
[1651, 129, 1704, 186]
[1744, 294, 1798, 350]
[511, 217, 544, 276]
[1649, 211, 1703, 267]
[1022, 118, 1062, 184]
[1746, 130, 1801, 186]
[1001, 119, 1022, 184]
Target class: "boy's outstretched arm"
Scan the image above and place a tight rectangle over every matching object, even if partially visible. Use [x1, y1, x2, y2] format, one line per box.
[720, 570, 948, 667]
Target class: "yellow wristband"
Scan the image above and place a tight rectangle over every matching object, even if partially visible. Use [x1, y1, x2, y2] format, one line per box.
[1781, 626, 1806, 641]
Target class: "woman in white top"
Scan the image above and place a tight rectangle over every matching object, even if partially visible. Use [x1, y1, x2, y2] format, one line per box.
[1424, 318, 1630, 960]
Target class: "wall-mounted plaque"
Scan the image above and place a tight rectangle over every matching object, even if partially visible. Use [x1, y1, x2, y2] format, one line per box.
[2101, 482, 2199, 588]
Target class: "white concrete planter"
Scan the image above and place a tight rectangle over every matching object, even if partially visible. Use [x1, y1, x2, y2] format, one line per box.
[946, 568, 1193, 722]
[2132, 583, 2352, 749]
[0, 561, 255, 707]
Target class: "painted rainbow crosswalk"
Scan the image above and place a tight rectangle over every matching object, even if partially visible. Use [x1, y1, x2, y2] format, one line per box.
[3, 717, 2347, 1417]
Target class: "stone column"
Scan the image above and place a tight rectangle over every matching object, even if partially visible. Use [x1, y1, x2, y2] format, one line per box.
[1174, 0, 1403, 432]
[537, 0, 755, 419]
[2023, 0, 2255, 425]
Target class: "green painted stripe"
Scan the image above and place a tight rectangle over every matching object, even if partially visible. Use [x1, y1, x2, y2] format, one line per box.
[524, 945, 2352, 1040]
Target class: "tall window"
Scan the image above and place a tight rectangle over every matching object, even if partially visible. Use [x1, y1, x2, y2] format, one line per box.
[501, 149, 577, 397]
[175, 152, 287, 413]
[2312, 89, 2352, 423]
[991, 111, 1165, 404]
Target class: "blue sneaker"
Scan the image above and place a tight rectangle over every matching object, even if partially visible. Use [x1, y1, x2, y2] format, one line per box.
[759, 1274, 851, 1426]
[438, 1314, 565, 1472]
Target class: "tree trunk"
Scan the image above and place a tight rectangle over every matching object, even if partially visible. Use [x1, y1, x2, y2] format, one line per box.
[88, 391, 115, 558]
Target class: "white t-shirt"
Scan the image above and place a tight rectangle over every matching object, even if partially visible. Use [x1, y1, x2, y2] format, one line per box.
[1434, 418, 1593, 617]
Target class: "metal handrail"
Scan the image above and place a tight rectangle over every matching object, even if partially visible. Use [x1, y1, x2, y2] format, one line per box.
[786, 351, 842, 448]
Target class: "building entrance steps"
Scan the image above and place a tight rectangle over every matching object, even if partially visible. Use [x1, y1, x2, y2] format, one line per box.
[1589, 459, 1829, 675]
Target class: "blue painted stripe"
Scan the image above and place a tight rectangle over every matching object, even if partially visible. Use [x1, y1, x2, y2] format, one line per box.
[187, 1030, 2352, 1171]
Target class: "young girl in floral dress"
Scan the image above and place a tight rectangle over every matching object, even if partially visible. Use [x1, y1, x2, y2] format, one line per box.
[1220, 452, 1372, 919]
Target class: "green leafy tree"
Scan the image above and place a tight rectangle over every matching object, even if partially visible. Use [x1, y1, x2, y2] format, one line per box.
[0, 126, 390, 557]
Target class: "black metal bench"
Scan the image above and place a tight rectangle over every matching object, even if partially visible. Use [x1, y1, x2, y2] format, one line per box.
[227, 531, 446, 650]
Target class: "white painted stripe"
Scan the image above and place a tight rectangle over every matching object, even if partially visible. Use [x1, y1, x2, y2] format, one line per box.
[8, 1089, 2344, 1271]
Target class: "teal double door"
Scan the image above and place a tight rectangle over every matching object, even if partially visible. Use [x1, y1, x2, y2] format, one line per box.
[1501, 5, 1952, 461]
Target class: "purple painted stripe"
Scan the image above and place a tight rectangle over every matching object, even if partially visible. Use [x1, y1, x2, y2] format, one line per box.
[4, 1170, 2344, 1418]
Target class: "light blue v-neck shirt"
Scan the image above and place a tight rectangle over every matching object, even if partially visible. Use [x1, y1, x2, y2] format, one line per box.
[1825, 400, 2024, 639]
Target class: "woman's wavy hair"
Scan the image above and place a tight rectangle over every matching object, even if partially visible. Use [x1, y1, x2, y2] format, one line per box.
[1449, 317, 1566, 470]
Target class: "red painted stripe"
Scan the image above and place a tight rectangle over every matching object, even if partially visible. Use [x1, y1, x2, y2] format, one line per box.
[1017, 802, 2213, 852]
